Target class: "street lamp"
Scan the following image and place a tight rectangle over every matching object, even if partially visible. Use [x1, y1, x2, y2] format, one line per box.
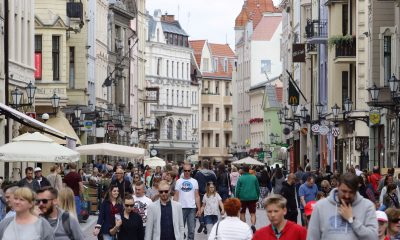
[50, 93, 60, 113]
[290, 104, 298, 115]
[277, 110, 284, 122]
[10, 81, 37, 108]
[26, 82, 37, 105]
[367, 84, 380, 102]
[259, 141, 264, 150]
[388, 74, 399, 95]
[344, 98, 353, 113]
[11, 87, 23, 107]
[316, 102, 324, 117]
[300, 106, 308, 119]
[74, 106, 82, 120]
[282, 105, 289, 118]
[331, 103, 340, 120]
[98, 109, 105, 119]
[140, 118, 145, 128]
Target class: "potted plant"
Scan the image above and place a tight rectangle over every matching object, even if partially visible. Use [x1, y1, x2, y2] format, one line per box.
[328, 34, 354, 49]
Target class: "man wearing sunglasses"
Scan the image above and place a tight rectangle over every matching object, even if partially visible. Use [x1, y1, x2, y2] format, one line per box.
[110, 194, 144, 240]
[145, 180, 184, 240]
[174, 163, 201, 240]
[36, 186, 85, 240]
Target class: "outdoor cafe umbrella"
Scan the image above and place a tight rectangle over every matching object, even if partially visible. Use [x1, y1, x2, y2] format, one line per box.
[232, 156, 264, 166]
[144, 156, 166, 168]
[0, 132, 80, 163]
[75, 143, 145, 158]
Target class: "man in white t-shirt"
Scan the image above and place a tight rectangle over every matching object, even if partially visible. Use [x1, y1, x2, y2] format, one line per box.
[133, 182, 153, 227]
[174, 163, 201, 240]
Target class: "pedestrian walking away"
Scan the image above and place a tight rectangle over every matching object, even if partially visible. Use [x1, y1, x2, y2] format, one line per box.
[200, 182, 225, 236]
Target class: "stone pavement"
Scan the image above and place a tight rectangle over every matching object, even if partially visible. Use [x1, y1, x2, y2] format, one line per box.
[82, 207, 271, 240]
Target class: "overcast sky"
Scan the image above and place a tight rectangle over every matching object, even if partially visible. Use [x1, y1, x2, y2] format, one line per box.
[146, 0, 282, 49]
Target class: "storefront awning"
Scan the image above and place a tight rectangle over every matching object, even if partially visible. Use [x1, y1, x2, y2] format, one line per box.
[0, 103, 77, 144]
[44, 112, 81, 145]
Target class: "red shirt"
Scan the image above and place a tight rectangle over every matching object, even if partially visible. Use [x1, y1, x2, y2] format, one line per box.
[63, 171, 82, 196]
[252, 221, 307, 240]
[369, 173, 381, 193]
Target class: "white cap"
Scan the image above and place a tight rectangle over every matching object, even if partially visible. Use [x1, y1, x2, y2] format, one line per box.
[34, 167, 42, 172]
[376, 210, 388, 222]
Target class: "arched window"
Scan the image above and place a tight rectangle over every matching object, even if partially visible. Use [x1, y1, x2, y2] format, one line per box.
[167, 119, 173, 140]
[176, 120, 182, 140]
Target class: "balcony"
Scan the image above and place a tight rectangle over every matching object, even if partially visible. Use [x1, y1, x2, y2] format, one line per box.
[223, 96, 232, 105]
[305, 19, 328, 44]
[334, 36, 356, 63]
[223, 121, 232, 131]
[306, 43, 317, 54]
[201, 121, 221, 130]
[67, 2, 83, 19]
[202, 93, 220, 104]
[200, 147, 222, 156]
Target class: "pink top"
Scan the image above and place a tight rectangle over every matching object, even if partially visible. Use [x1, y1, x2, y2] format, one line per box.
[230, 172, 240, 186]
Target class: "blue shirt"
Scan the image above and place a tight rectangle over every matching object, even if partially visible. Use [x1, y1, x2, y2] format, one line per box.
[299, 182, 318, 209]
[160, 201, 175, 240]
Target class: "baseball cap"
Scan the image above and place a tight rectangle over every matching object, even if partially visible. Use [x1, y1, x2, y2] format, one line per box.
[34, 167, 42, 172]
[376, 210, 388, 222]
[304, 200, 317, 216]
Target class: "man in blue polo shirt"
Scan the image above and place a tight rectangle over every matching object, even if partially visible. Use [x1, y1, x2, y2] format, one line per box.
[299, 176, 318, 226]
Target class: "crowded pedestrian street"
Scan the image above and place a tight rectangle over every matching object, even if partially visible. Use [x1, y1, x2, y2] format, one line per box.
[1, 0, 400, 239]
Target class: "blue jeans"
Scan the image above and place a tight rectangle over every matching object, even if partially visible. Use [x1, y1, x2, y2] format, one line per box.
[182, 208, 196, 240]
[204, 215, 218, 225]
[74, 196, 81, 219]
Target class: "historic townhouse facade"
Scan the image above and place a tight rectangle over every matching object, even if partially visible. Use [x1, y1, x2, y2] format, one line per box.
[146, 10, 198, 162]
[191, 40, 234, 163]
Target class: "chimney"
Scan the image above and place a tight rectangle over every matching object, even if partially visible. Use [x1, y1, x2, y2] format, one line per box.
[161, 14, 175, 23]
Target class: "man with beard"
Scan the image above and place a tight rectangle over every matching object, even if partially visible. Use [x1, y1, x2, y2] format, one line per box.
[18, 167, 40, 192]
[307, 173, 378, 240]
[36, 186, 85, 240]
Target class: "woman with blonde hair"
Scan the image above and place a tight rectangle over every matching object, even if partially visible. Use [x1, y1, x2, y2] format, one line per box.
[0, 187, 53, 239]
[58, 187, 78, 219]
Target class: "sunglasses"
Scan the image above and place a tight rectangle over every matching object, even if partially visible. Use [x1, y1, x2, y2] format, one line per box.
[391, 219, 400, 223]
[184, 170, 191, 172]
[125, 204, 134, 208]
[35, 198, 53, 205]
[159, 190, 169, 194]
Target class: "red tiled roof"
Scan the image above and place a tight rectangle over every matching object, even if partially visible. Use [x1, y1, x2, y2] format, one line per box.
[275, 86, 283, 103]
[252, 15, 282, 41]
[208, 43, 235, 57]
[189, 40, 206, 66]
[235, 0, 281, 29]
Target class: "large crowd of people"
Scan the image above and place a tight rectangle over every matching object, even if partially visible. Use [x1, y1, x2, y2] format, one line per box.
[0, 159, 399, 239]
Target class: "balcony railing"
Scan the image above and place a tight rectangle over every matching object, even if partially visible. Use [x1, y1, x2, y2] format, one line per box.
[305, 19, 328, 39]
[67, 2, 83, 19]
[335, 37, 356, 58]
[306, 43, 317, 53]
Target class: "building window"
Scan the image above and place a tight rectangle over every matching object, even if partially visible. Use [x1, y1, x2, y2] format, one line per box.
[202, 133, 205, 147]
[213, 58, 218, 72]
[261, 60, 271, 74]
[176, 120, 182, 140]
[172, 90, 174, 106]
[215, 134, 220, 147]
[215, 81, 219, 95]
[166, 89, 169, 105]
[69, 47, 75, 88]
[52, 36, 60, 80]
[225, 133, 229, 147]
[174, 34, 178, 45]
[207, 133, 211, 147]
[178, 35, 183, 46]
[187, 91, 189, 106]
[166, 60, 169, 77]
[384, 36, 391, 86]
[167, 119, 173, 140]
[187, 63, 190, 80]
[181, 91, 184, 106]
[225, 107, 230, 121]
[207, 107, 211, 121]
[203, 58, 209, 72]
[172, 61, 174, 77]
[157, 58, 161, 75]
[223, 58, 228, 72]
[165, 33, 169, 44]
[182, 62, 184, 79]
[176, 90, 179, 106]
[202, 107, 204, 121]
[169, 34, 173, 45]
[215, 108, 219, 121]
[34, 35, 42, 80]
[225, 82, 230, 96]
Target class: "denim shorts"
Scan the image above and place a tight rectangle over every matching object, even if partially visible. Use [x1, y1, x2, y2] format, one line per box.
[204, 215, 218, 225]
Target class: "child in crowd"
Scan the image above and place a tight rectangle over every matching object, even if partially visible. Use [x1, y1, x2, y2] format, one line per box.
[200, 182, 224, 236]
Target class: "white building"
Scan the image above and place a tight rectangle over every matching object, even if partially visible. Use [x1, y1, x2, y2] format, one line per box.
[145, 10, 199, 162]
[233, 0, 282, 152]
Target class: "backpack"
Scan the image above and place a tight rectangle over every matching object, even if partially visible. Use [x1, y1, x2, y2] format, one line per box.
[61, 211, 74, 240]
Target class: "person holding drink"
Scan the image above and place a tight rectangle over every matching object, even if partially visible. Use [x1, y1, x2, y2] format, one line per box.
[110, 194, 144, 240]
